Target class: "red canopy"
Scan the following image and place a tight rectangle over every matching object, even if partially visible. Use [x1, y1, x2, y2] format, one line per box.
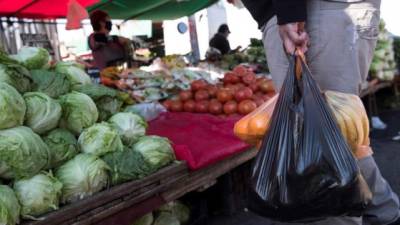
[0, 0, 98, 19]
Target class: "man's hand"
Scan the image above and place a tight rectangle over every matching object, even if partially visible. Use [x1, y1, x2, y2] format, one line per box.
[355, 145, 374, 160]
[278, 22, 309, 54]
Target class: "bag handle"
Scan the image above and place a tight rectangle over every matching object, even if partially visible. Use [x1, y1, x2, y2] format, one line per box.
[295, 48, 307, 80]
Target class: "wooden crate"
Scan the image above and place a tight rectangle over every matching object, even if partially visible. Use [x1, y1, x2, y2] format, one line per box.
[22, 162, 188, 225]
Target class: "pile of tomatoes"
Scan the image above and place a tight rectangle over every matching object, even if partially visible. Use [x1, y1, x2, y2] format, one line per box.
[162, 65, 275, 116]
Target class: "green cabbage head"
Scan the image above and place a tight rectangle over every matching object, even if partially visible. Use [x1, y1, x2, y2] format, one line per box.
[13, 172, 62, 218]
[43, 128, 78, 169]
[30, 70, 70, 98]
[78, 122, 123, 156]
[55, 154, 109, 203]
[132, 136, 175, 173]
[12, 47, 50, 70]
[0, 126, 49, 179]
[59, 91, 99, 135]
[55, 62, 91, 87]
[0, 62, 32, 93]
[109, 112, 147, 145]
[0, 82, 26, 129]
[24, 92, 62, 134]
[0, 185, 21, 225]
[132, 213, 153, 225]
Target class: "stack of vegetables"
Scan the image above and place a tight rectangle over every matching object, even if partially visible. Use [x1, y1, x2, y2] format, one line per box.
[244, 38, 269, 73]
[0, 47, 176, 224]
[369, 20, 398, 81]
[100, 65, 215, 103]
[132, 201, 190, 225]
[162, 65, 275, 116]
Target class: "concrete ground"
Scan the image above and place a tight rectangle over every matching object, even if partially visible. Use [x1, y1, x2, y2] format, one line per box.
[208, 110, 400, 225]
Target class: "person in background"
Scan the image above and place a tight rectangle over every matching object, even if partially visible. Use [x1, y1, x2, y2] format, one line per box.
[88, 10, 132, 70]
[209, 24, 240, 55]
[241, 0, 400, 225]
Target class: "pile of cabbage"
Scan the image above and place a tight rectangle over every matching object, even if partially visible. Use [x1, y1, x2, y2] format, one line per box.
[0, 47, 176, 224]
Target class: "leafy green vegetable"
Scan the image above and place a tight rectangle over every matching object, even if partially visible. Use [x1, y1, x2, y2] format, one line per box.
[157, 201, 190, 224]
[132, 213, 154, 225]
[132, 136, 175, 172]
[153, 212, 180, 225]
[0, 82, 26, 129]
[109, 112, 147, 145]
[0, 185, 21, 225]
[78, 122, 123, 157]
[24, 92, 62, 134]
[30, 70, 70, 98]
[73, 84, 124, 121]
[102, 147, 150, 184]
[12, 47, 50, 70]
[0, 57, 32, 93]
[55, 62, 91, 87]
[14, 172, 62, 218]
[56, 154, 109, 203]
[43, 128, 78, 169]
[0, 126, 49, 179]
[58, 91, 99, 135]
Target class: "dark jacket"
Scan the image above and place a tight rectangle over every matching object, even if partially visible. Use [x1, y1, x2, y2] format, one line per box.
[241, 0, 307, 27]
[88, 33, 127, 70]
[209, 33, 231, 55]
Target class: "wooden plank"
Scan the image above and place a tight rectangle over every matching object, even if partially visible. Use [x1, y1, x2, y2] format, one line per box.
[75, 169, 188, 225]
[23, 162, 188, 225]
[162, 148, 257, 202]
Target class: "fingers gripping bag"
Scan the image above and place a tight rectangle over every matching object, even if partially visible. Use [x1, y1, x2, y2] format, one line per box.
[248, 55, 372, 222]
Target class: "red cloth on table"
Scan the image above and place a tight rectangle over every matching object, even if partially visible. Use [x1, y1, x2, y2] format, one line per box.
[147, 112, 251, 170]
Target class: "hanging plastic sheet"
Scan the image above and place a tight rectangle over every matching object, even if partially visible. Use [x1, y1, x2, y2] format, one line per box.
[249, 54, 372, 222]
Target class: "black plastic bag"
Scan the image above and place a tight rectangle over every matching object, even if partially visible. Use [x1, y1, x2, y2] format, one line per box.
[248, 55, 372, 222]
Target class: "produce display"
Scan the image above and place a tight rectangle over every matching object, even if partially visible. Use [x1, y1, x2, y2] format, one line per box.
[132, 201, 190, 225]
[162, 65, 275, 116]
[0, 47, 177, 224]
[369, 20, 397, 81]
[100, 65, 215, 103]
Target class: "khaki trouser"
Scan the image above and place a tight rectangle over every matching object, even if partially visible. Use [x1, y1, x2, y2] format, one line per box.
[262, 0, 400, 225]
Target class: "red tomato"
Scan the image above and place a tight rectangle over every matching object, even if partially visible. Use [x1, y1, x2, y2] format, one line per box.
[170, 100, 183, 112]
[217, 89, 234, 103]
[242, 73, 256, 85]
[162, 100, 172, 110]
[223, 101, 238, 115]
[206, 85, 218, 97]
[248, 82, 259, 92]
[258, 79, 275, 93]
[238, 100, 257, 115]
[242, 87, 253, 99]
[195, 100, 209, 113]
[233, 65, 248, 77]
[191, 80, 208, 92]
[209, 101, 223, 115]
[195, 90, 210, 101]
[183, 100, 196, 112]
[179, 90, 193, 101]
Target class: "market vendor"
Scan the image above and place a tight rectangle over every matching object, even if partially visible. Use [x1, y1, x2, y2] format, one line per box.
[209, 24, 240, 55]
[88, 10, 132, 70]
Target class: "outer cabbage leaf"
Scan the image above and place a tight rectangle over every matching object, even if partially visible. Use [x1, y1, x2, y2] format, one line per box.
[0, 55, 32, 93]
[58, 91, 99, 135]
[0, 185, 21, 225]
[55, 62, 91, 87]
[0, 82, 26, 129]
[30, 70, 70, 98]
[109, 112, 147, 145]
[43, 128, 78, 169]
[24, 92, 62, 134]
[78, 122, 123, 156]
[12, 47, 50, 70]
[55, 154, 109, 203]
[14, 172, 62, 218]
[0, 126, 49, 179]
